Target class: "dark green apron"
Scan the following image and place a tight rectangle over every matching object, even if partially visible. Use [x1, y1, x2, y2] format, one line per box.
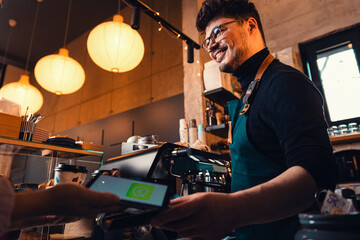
[227, 56, 299, 239]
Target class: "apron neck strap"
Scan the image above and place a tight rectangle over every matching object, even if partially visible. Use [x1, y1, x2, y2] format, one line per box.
[240, 54, 275, 115]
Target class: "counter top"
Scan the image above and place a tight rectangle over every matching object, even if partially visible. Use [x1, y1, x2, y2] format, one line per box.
[330, 133, 360, 145]
[0, 136, 103, 157]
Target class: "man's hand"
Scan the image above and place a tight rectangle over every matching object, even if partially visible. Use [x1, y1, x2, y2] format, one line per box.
[151, 192, 236, 240]
[150, 166, 317, 240]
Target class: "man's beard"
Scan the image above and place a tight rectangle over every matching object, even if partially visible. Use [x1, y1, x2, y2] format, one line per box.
[218, 42, 249, 73]
[219, 62, 233, 73]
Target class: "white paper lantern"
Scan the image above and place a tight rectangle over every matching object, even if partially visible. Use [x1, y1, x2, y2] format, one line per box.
[34, 48, 85, 95]
[87, 14, 145, 73]
[0, 74, 43, 116]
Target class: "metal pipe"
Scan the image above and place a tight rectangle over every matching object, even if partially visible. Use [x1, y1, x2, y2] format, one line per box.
[122, 0, 200, 50]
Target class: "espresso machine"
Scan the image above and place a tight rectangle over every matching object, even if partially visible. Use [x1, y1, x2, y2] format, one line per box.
[97, 143, 231, 233]
[103, 142, 231, 194]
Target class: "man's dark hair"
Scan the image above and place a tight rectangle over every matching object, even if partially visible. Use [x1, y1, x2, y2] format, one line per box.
[196, 0, 266, 43]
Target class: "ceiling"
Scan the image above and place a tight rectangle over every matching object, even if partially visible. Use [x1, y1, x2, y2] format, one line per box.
[0, 0, 124, 71]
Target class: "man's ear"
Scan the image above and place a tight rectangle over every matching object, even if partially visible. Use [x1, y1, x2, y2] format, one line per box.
[247, 17, 258, 33]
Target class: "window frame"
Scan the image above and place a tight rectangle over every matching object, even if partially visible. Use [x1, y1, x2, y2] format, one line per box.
[299, 24, 360, 126]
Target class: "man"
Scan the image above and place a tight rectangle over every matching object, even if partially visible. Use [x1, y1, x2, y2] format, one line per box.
[151, 0, 338, 239]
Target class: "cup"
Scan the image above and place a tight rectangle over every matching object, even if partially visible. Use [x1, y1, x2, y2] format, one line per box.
[138, 135, 158, 144]
[137, 135, 159, 150]
[126, 135, 141, 143]
[54, 163, 88, 185]
[179, 118, 188, 145]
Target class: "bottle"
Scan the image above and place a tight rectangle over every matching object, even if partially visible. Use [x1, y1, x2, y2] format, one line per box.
[215, 110, 222, 125]
[197, 124, 207, 144]
[179, 118, 188, 146]
[206, 101, 216, 126]
[188, 119, 197, 146]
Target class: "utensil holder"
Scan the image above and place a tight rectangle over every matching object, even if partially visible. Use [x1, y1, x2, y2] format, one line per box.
[19, 120, 36, 141]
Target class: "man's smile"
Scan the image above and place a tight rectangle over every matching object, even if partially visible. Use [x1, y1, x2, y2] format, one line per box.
[212, 46, 227, 62]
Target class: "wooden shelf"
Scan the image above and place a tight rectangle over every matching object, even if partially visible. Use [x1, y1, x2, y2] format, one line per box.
[203, 87, 238, 107]
[205, 123, 229, 138]
[0, 136, 103, 157]
[330, 133, 360, 145]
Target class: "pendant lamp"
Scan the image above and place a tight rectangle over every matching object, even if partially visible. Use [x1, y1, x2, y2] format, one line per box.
[34, 0, 85, 95]
[34, 48, 85, 95]
[0, 11, 44, 116]
[87, 14, 145, 73]
[0, 75, 43, 116]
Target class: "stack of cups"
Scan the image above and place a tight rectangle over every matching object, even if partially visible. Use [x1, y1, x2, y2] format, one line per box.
[188, 119, 198, 146]
[179, 118, 207, 146]
[197, 124, 207, 144]
[179, 118, 188, 146]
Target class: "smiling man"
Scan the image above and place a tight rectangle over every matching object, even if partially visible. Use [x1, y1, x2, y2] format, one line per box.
[151, 1, 338, 239]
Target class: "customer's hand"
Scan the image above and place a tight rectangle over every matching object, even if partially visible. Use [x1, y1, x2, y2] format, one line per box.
[150, 192, 236, 240]
[45, 183, 123, 217]
[10, 216, 80, 230]
[11, 183, 123, 224]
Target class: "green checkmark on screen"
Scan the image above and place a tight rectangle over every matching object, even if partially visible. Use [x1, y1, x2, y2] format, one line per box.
[126, 183, 155, 201]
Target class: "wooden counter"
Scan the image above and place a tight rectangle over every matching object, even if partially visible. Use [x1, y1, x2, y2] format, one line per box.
[330, 133, 360, 145]
[330, 133, 360, 152]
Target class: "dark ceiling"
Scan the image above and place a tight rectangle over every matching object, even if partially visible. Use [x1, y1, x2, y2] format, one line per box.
[0, 0, 123, 71]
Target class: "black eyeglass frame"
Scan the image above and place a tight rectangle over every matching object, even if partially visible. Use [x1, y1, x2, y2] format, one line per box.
[202, 19, 244, 53]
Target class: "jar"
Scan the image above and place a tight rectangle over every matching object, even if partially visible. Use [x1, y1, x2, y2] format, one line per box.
[348, 123, 359, 133]
[327, 128, 334, 137]
[295, 212, 360, 240]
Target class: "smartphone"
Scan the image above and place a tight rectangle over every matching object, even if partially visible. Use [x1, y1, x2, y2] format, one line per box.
[87, 174, 170, 210]
[87, 174, 171, 230]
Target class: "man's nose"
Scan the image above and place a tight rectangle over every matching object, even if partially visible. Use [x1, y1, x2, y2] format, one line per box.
[208, 38, 219, 52]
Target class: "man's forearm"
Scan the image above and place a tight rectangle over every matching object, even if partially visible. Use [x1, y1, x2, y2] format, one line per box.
[229, 166, 317, 227]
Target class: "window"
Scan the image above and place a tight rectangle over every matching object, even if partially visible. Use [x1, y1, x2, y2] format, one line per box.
[299, 24, 360, 126]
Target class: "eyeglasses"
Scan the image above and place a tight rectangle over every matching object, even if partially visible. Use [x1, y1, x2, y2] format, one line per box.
[202, 19, 243, 53]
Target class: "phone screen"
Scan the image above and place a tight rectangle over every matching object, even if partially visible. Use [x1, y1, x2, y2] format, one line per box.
[88, 175, 168, 208]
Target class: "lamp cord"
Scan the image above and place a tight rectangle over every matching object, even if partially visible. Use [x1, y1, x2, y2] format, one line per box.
[117, 0, 121, 14]
[165, 0, 168, 20]
[63, 0, 73, 48]
[1, 22, 14, 69]
[25, 1, 40, 73]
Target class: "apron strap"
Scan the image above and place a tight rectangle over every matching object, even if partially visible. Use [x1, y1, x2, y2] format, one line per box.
[240, 54, 275, 115]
